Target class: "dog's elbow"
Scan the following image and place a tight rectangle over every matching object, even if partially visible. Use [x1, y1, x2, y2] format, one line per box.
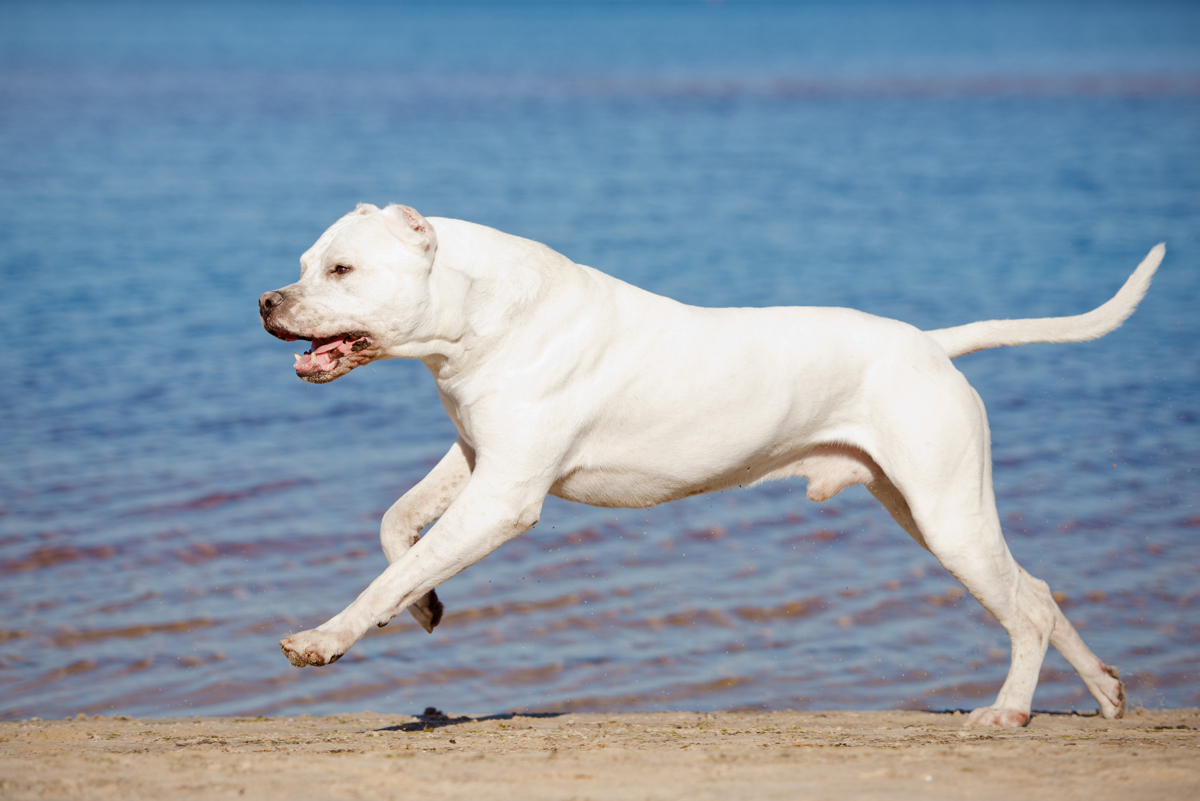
[486, 497, 542, 540]
[509, 501, 541, 534]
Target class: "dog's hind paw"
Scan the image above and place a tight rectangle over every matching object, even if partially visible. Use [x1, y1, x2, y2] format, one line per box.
[1098, 662, 1125, 719]
[279, 628, 353, 667]
[408, 589, 445, 634]
[964, 707, 1030, 728]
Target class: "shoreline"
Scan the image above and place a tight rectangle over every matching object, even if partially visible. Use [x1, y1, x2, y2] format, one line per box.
[2, 707, 1198, 799]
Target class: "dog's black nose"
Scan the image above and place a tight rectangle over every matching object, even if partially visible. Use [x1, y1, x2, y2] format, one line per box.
[259, 290, 285, 317]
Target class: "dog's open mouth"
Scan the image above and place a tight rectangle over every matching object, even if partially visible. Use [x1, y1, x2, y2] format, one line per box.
[265, 324, 374, 382]
[293, 334, 373, 377]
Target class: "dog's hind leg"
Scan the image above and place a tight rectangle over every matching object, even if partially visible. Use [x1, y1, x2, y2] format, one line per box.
[867, 374, 1066, 727]
[879, 479, 1056, 726]
[378, 437, 474, 632]
[871, 473, 1057, 727]
[1018, 565, 1125, 718]
[873, 377, 1124, 724]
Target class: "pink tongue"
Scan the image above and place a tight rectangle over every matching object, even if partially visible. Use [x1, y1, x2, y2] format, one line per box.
[313, 338, 350, 356]
[296, 337, 361, 373]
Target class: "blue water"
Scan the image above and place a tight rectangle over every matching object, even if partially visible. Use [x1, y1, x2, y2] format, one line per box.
[2, 0, 1198, 720]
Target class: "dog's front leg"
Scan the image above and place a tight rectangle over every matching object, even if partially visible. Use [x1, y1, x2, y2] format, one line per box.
[280, 472, 543, 667]
[379, 438, 474, 632]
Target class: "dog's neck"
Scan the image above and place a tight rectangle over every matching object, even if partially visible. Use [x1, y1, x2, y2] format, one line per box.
[401, 218, 565, 381]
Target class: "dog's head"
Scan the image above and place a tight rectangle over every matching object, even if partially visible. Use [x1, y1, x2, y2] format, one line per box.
[259, 203, 438, 383]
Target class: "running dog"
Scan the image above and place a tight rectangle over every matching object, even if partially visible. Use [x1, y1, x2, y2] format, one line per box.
[259, 203, 1162, 727]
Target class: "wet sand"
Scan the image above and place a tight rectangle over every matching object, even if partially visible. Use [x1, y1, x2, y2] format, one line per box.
[2, 708, 1197, 800]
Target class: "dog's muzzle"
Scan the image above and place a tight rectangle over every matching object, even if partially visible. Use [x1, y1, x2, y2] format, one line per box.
[258, 288, 375, 382]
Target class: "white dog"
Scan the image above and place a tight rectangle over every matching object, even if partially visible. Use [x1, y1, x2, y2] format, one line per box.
[260, 203, 1162, 727]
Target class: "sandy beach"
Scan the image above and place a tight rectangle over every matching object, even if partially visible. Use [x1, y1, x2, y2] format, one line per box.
[2, 707, 1197, 800]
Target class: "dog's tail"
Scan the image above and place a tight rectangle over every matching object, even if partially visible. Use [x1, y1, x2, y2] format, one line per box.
[927, 244, 1164, 360]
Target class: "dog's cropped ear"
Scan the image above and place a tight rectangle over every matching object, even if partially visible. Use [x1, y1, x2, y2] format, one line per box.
[381, 204, 438, 257]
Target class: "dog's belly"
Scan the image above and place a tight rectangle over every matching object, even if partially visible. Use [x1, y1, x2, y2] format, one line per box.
[548, 443, 882, 510]
[549, 467, 727, 508]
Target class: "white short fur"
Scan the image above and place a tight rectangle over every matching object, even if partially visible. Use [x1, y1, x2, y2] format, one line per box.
[259, 203, 1163, 727]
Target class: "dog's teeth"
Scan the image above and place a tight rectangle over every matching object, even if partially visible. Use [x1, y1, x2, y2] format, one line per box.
[294, 353, 300, 362]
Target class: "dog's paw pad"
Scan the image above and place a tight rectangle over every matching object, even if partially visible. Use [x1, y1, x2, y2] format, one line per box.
[409, 589, 445, 634]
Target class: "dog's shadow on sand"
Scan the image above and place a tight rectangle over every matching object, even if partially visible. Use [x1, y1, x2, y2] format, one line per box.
[939, 708, 1115, 723]
[377, 707, 1121, 733]
[375, 707, 564, 732]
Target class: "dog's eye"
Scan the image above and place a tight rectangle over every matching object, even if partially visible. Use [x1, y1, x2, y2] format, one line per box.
[332, 264, 352, 276]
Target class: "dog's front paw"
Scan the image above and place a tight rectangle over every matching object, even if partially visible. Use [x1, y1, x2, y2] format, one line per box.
[279, 628, 353, 668]
[964, 707, 1030, 728]
[407, 589, 445, 634]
